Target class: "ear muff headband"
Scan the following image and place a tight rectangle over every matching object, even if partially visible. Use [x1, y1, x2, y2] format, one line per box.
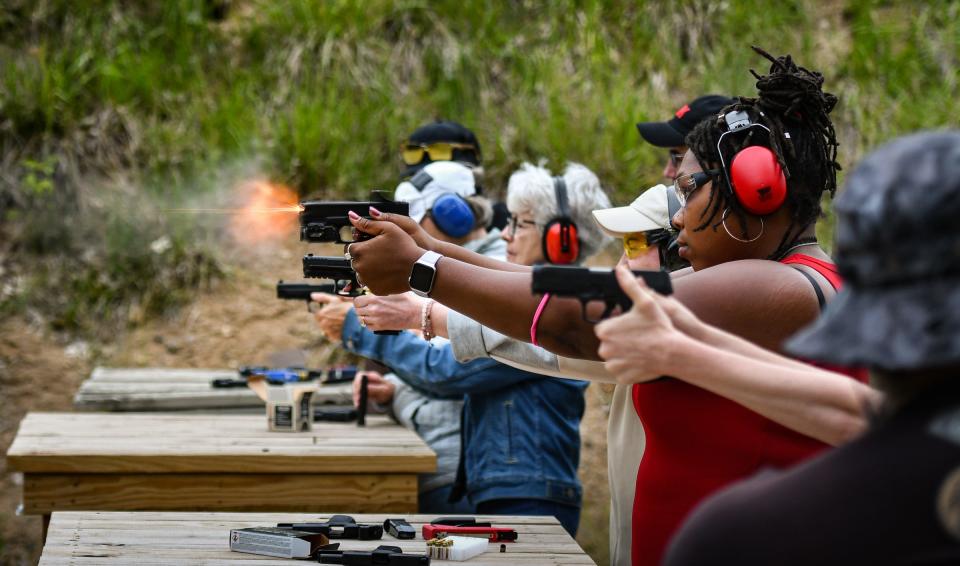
[430, 193, 475, 238]
[542, 177, 580, 264]
[409, 170, 433, 191]
[666, 184, 681, 228]
[716, 110, 788, 216]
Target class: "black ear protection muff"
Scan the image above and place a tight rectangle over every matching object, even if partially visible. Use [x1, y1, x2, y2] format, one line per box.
[409, 169, 477, 239]
[542, 176, 580, 264]
[716, 110, 788, 216]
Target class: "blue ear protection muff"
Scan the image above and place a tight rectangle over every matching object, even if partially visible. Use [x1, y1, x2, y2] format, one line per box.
[408, 169, 477, 238]
[430, 193, 475, 238]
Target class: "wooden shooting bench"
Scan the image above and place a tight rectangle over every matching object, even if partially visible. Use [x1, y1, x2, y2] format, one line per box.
[6, 413, 436, 540]
[73, 367, 352, 411]
[39, 511, 597, 565]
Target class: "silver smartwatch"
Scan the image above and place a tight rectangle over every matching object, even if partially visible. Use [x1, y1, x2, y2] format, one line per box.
[409, 251, 443, 298]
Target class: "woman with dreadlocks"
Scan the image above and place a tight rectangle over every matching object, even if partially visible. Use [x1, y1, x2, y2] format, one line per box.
[590, 47, 869, 566]
[341, 47, 865, 566]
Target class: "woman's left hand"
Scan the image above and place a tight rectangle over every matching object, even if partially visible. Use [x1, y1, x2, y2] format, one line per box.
[311, 292, 353, 342]
[353, 292, 425, 332]
[595, 264, 686, 384]
[347, 211, 426, 296]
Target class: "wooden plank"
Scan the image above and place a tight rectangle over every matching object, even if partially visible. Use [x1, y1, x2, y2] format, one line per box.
[6, 413, 436, 474]
[40, 554, 595, 565]
[12, 454, 434, 474]
[90, 367, 236, 380]
[74, 367, 352, 411]
[22, 473, 418, 514]
[45, 511, 564, 532]
[39, 512, 596, 565]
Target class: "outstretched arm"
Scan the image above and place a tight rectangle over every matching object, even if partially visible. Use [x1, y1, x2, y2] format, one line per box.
[347, 211, 825, 360]
[347, 211, 597, 357]
[372, 206, 528, 273]
[596, 265, 880, 446]
[339, 308, 535, 397]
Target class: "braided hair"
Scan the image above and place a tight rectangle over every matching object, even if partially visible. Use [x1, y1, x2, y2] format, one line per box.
[685, 46, 841, 258]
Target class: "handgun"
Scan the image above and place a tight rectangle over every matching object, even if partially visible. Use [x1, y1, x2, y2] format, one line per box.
[211, 366, 356, 388]
[302, 255, 399, 336]
[239, 366, 324, 380]
[313, 407, 358, 422]
[316, 545, 429, 565]
[530, 265, 673, 323]
[278, 515, 383, 540]
[357, 373, 368, 427]
[299, 192, 409, 244]
[277, 281, 337, 309]
[302, 255, 361, 294]
[212, 367, 321, 388]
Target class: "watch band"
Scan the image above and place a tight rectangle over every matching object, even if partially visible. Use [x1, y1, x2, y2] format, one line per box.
[409, 251, 443, 297]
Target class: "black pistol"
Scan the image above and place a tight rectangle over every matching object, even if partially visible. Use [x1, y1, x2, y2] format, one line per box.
[277, 281, 337, 310]
[302, 256, 361, 294]
[302, 255, 399, 336]
[212, 366, 324, 388]
[357, 373, 368, 427]
[299, 192, 409, 244]
[279, 515, 383, 540]
[531, 265, 673, 323]
[316, 545, 430, 565]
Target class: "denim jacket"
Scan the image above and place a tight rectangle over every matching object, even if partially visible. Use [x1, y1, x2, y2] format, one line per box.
[342, 309, 586, 507]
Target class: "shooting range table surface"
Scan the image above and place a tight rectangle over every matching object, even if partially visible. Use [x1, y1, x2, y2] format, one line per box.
[6, 412, 436, 528]
[73, 367, 352, 411]
[39, 511, 596, 565]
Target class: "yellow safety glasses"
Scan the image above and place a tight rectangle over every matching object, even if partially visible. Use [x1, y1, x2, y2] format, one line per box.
[401, 141, 478, 165]
[623, 229, 671, 259]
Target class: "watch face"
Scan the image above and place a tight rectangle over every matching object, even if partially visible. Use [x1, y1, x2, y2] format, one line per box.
[409, 262, 435, 292]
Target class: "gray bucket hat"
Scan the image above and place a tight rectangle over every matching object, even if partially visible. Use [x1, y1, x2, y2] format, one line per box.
[786, 131, 960, 371]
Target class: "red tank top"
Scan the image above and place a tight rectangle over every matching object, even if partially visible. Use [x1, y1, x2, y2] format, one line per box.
[628, 254, 866, 566]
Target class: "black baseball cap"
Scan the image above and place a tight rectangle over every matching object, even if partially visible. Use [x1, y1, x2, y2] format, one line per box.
[401, 120, 482, 178]
[636, 95, 735, 148]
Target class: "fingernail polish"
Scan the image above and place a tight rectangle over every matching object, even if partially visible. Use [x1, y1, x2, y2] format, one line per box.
[348, 211, 360, 220]
[369, 206, 382, 217]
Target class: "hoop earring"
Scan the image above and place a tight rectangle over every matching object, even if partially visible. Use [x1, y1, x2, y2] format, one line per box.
[722, 208, 764, 243]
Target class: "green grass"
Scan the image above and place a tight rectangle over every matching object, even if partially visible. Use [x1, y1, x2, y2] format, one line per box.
[4, 0, 956, 201]
[0, 0, 957, 558]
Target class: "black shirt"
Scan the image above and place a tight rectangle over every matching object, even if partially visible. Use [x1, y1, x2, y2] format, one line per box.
[665, 385, 960, 566]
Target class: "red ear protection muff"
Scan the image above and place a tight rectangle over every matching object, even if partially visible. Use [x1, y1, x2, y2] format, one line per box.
[729, 145, 787, 215]
[542, 176, 580, 264]
[717, 110, 788, 216]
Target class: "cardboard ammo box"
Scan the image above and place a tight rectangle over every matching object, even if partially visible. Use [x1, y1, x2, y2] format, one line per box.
[247, 376, 318, 432]
[229, 526, 329, 558]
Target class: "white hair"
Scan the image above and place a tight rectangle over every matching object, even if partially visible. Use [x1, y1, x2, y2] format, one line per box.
[506, 161, 612, 261]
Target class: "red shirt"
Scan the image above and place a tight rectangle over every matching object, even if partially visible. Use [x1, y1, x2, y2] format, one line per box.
[628, 255, 867, 566]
